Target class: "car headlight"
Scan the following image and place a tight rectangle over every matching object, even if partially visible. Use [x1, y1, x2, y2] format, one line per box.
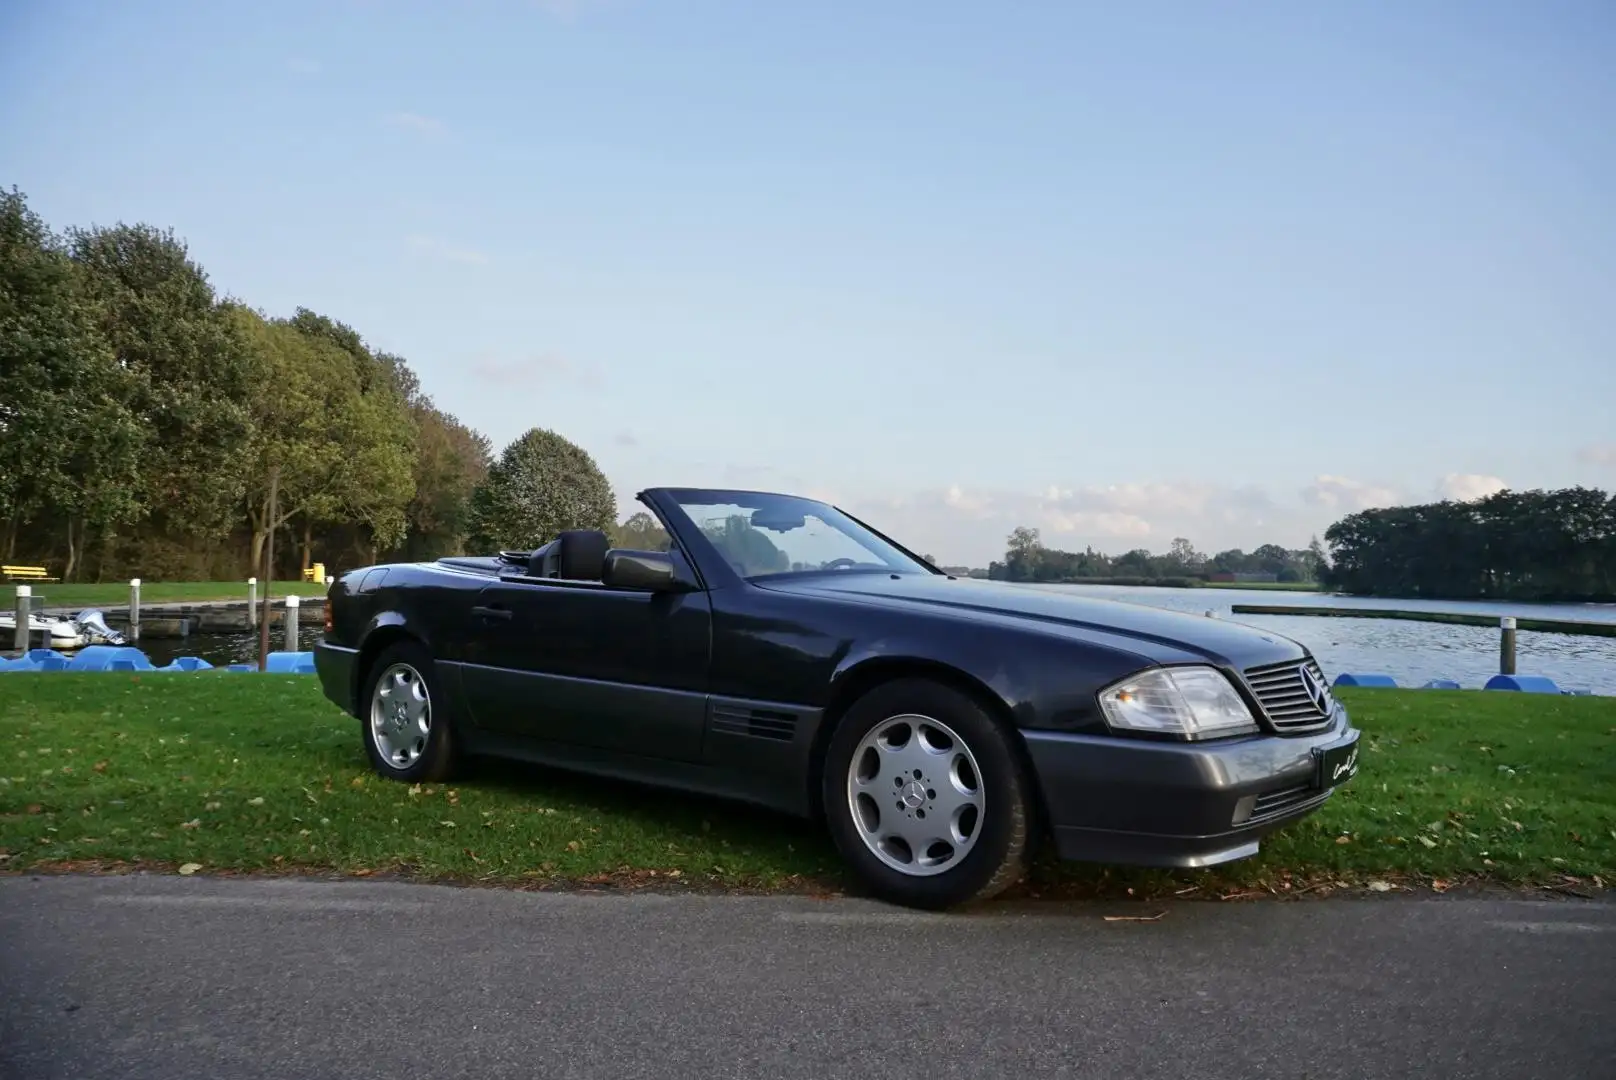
[1098, 665, 1259, 738]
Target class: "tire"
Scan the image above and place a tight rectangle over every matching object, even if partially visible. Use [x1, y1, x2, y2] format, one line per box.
[359, 640, 459, 783]
[821, 677, 1033, 910]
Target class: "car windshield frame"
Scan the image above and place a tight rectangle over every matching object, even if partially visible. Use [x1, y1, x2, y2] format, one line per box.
[650, 487, 941, 583]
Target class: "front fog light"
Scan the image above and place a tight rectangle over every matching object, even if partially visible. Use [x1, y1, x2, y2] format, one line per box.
[1098, 665, 1259, 737]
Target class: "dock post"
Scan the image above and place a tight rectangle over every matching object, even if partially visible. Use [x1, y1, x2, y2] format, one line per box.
[284, 594, 300, 652]
[1499, 616, 1517, 676]
[129, 578, 142, 643]
[13, 585, 29, 651]
[248, 577, 258, 627]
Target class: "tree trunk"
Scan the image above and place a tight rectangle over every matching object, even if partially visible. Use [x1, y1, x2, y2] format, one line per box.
[63, 519, 81, 583]
[301, 519, 313, 572]
[2, 516, 16, 561]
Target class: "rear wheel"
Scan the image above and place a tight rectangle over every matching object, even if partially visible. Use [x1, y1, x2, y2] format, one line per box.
[360, 640, 458, 783]
[821, 677, 1033, 909]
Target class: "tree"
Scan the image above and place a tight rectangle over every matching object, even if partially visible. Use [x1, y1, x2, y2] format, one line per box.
[396, 404, 491, 560]
[1165, 537, 1204, 575]
[467, 428, 616, 550]
[0, 188, 145, 575]
[611, 510, 670, 551]
[1322, 486, 1616, 602]
[68, 221, 254, 546]
[230, 307, 415, 572]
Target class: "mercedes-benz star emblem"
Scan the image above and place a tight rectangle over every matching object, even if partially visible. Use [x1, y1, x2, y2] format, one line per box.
[1300, 666, 1333, 716]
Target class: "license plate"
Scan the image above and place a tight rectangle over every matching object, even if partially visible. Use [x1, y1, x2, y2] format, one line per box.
[1314, 736, 1360, 790]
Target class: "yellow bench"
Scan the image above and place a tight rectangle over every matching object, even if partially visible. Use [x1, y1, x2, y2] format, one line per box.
[2, 565, 58, 583]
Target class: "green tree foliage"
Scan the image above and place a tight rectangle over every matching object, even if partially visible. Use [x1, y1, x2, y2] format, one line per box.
[398, 404, 491, 560]
[67, 220, 255, 544]
[610, 510, 671, 552]
[1323, 487, 1616, 602]
[468, 428, 617, 551]
[989, 528, 1325, 585]
[231, 307, 417, 571]
[0, 188, 565, 581]
[701, 515, 789, 575]
[0, 188, 145, 572]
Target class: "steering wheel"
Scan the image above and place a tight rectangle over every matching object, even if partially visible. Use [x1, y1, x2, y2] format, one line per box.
[823, 557, 859, 570]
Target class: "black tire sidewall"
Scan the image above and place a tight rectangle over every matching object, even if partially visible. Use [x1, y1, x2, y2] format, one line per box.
[821, 678, 1030, 909]
[359, 641, 456, 782]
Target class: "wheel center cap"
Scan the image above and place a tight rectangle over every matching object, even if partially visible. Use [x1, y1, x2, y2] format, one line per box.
[901, 780, 927, 809]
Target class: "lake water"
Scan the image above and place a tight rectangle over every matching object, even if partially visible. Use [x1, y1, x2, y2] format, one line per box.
[134, 585, 1616, 696]
[1028, 584, 1616, 695]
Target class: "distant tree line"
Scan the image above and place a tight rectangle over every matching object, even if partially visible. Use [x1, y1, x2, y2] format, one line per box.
[988, 526, 1327, 587]
[1322, 487, 1616, 602]
[0, 186, 623, 581]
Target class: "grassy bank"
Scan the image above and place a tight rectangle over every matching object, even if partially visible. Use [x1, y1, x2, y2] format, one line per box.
[8, 581, 328, 610]
[1052, 577, 1321, 592]
[1, 677, 1610, 899]
[1204, 580, 1322, 591]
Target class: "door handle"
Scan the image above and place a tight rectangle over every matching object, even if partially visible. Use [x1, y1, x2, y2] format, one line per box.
[471, 605, 513, 622]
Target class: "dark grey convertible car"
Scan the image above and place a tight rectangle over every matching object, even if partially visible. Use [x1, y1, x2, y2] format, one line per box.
[315, 486, 1360, 909]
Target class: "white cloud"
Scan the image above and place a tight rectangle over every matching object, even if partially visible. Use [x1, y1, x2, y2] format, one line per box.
[817, 474, 1421, 567]
[385, 111, 447, 136]
[405, 234, 488, 265]
[1577, 443, 1616, 468]
[1299, 474, 1401, 512]
[468, 351, 602, 388]
[1436, 473, 1509, 501]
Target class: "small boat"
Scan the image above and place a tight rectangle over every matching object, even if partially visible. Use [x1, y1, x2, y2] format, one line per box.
[0, 608, 127, 650]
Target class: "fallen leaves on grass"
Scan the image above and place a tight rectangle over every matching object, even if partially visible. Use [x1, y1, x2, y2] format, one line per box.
[177, 863, 202, 876]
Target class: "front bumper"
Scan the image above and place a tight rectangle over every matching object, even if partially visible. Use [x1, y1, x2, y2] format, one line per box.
[313, 641, 360, 717]
[1022, 706, 1359, 868]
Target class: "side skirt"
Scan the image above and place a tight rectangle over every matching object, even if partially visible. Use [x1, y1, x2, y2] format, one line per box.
[456, 727, 817, 820]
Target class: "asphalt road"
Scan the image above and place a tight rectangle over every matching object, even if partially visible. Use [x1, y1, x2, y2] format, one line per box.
[2, 875, 1612, 1080]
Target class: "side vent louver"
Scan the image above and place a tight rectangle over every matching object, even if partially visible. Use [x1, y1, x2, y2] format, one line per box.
[711, 704, 798, 742]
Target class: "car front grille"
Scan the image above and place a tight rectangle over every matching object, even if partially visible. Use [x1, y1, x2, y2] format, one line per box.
[1242, 657, 1335, 733]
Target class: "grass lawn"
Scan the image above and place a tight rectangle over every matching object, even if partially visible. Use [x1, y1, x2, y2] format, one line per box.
[8, 580, 328, 609]
[1202, 581, 1322, 591]
[1, 676, 1610, 901]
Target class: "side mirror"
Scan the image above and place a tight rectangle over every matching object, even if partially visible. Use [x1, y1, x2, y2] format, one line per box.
[602, 549, 688, 592]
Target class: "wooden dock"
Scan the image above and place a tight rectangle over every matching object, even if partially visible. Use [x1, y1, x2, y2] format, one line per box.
[1229, 604, 1616, 638]
[37, 598, 327, 639]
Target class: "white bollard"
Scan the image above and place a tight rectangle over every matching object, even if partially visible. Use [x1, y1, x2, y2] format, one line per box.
[248, 577, 258, 627]
[13, 584, 30, 651]
[129, 578, 142, 643]
[284, 594, 301, 651]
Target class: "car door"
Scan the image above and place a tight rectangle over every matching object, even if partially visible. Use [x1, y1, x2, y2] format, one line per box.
[458, 573, 713, 763]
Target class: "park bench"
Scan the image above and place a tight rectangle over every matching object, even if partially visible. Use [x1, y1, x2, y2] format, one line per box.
[2, 564, 58, 583]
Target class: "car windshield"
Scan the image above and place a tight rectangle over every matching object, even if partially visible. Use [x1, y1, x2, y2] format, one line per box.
[664, 489, 934, 580]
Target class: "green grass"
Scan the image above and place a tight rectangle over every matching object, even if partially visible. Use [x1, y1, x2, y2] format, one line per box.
[1, 677, 1610, 900]
[1202, 580, 1322, 591]
[8, 580, 328, 609]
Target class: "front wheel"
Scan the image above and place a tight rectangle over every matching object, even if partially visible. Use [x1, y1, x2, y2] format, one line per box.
[821, 678, 1034, 909]
[360, 641, 459, 783]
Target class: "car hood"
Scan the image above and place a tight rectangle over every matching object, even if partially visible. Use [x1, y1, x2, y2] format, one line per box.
[752, 573, 1307, 671]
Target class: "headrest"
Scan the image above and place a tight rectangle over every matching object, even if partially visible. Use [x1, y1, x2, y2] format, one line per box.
[555, 529, 610, 581]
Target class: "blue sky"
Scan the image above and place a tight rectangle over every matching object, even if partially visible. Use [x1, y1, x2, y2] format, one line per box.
[4, 0, 1613, 565]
